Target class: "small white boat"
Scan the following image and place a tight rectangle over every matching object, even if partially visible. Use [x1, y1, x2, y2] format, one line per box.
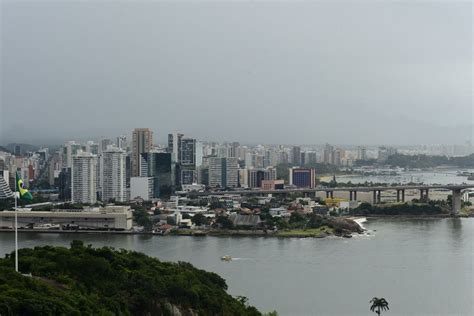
[221, 255, 232, 261]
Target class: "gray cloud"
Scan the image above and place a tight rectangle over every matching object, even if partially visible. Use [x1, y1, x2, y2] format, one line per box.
[1, 0, 472, 145]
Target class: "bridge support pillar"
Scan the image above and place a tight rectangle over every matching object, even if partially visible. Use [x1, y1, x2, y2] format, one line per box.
[452, 189, 462, 216]
[402, 189, 405, 202]
[326, 191, 330, 199]
[373, 190, 381, 204]
[419, 189, 429, 202]
[330, 191, 334, 199]
[349, 191, 358, 201]
[397, 190, 401, 202]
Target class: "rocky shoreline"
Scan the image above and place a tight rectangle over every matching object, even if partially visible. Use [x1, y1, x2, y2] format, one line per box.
[0, 216, 365, 238]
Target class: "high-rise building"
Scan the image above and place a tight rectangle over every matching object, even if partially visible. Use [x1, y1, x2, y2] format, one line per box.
[101, 147, 126, 202]
[333, 148, 345, 166]
[167, 132, 183, 162]
[72, 152, 98, 204]
[300, 152, 306, 166]
[247, 167, 277, 188]
[180, 138, 196, 185]
[208, 157, 238, 188]
[289, 167, 316, 189]
[58, 167, 72, 201]
[85, 141, 99, 155]
[63, 141, 82, 168]
[99, 138, 113, 154]
[291, 146, 301, 165]
[238, 168, 249, 187]
[323, 144, 334, 164]
[195, 141, 203, 167]
[0, 170, 13, 199]
[357, 146, 367, 160]
[230, 142, 240, 158]
[132, 128, 153, 177]
[141, 152, 175, 198]
[116, 135, 128, 150]
[306, 152, 317, 165]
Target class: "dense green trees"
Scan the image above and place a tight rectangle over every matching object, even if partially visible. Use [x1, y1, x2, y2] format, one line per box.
[386, 153, 474, 169]
[191, 213, 209, 226]
[0, 242, 262, 315]
[352, 202, 445, 216]
[215, 215, 234, 229]
[132, 207, 152, 230]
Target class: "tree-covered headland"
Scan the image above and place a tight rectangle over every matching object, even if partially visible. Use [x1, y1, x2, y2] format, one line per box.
[0, 241, 263, 315]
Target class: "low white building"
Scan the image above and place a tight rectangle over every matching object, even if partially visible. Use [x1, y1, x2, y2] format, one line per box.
[180, 183, 206, 193]
[0, 206, 133, 230]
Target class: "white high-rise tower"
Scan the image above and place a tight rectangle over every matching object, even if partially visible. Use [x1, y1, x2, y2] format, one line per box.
[72, 152, 98, 204]
[101, 147, 126, 202]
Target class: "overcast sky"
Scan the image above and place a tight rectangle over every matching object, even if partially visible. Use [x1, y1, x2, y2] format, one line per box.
[1, 0, 472, 145]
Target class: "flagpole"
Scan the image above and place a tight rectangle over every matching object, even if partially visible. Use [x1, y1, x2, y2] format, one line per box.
[14, 179, 18, 273]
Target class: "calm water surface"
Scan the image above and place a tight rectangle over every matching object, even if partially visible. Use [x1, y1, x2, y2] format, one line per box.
[1, 218, 473, 316]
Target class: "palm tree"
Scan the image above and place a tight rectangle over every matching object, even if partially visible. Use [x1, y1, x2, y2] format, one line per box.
[370, 297, 389, 315]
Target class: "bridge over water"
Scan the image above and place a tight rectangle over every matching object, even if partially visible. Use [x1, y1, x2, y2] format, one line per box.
[179, 184, 474, 215]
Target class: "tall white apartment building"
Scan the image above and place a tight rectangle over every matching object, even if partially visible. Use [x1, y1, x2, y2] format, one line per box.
[101, 147, 126, 202]
[72, 152, 98, 204]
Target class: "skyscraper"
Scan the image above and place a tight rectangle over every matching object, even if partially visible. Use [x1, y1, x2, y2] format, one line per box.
[132, 128, 153, 177]
[291, 146, 301, 165]
[116, 135, 128, 150]
[141, 152, 175, 198]
[72, 152, 98, 204]
[180, 138, 196, 185]
[357, 146, 367, 160]
[323, 144, 334, 164]
[167, 132, 183, 162]
[333, 148, 345, 166]
[101, 147, 126, 202]
[208, 157, 238, 188]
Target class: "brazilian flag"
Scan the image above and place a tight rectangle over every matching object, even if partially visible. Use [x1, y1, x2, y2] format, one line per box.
[16, 172, 33, 201]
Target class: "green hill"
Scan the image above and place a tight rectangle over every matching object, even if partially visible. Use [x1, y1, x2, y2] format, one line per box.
[0, 241, 262, 315]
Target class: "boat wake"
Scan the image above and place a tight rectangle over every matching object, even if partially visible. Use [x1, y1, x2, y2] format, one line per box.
[231, 257, 252, 261]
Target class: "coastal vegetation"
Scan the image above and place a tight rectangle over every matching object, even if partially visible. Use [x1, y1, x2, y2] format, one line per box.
[0, 241, 263, 315]
[385, 153, 474, 169]
[351, 202, 446, 216]
[266, 212, 363, 237]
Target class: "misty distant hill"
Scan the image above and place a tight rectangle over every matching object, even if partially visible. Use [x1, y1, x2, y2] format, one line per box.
[0, 146, 13, 154]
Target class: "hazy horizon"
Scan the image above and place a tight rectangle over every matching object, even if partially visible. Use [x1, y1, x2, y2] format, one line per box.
[1, 0, 472, 145]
